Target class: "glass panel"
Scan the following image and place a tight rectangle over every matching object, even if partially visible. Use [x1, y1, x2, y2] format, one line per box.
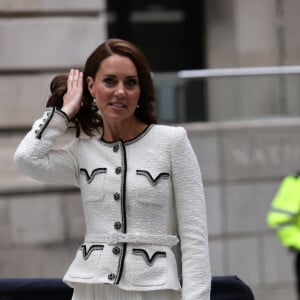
[153, 73, 300, 123]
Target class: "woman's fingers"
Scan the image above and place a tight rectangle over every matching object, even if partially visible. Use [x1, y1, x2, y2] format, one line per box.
[67, 69, 82, 89]
[65, 69, 83, 102]
[67, 69, 74, 89]
[62, 69, 84, 118]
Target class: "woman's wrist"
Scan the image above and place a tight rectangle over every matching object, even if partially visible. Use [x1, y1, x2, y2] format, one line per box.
[61, 105, 78, 119]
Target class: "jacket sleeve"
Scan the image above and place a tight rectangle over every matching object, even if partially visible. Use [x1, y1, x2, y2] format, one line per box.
[14, 107, 80, 187]
[171, 127, 211, 300]
[266, 175, 300, 250]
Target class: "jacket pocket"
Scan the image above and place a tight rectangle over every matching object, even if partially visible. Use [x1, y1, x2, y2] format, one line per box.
[79, 167, 107, 201]
[135, 170, 170, 206]
[128, 247, 167, 287]
[66, 243, 104, 279]
[132, 248, 167, 266]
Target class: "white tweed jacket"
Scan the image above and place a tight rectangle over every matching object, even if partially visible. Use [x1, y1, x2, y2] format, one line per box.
[14, 107, 211, 300]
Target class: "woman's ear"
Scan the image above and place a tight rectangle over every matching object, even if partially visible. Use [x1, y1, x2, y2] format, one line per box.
[87, 76, 95, 97]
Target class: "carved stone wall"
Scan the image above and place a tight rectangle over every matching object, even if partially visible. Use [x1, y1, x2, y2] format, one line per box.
[0, 0, 106, 128]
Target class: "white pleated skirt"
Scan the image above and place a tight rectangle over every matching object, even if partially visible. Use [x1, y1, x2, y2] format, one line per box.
[71, 283, 181, 300]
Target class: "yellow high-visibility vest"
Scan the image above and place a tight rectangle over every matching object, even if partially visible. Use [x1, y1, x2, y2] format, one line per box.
[266, 174, 300, 251]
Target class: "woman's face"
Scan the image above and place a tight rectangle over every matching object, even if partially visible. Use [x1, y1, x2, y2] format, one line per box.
[87, 54, 141, 125]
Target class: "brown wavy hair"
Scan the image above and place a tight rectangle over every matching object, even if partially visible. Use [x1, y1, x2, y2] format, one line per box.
[47, 38, 157, 137]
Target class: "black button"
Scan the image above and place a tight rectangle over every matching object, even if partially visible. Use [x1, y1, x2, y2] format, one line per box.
[113, 145, 119, 152]
[112, 246, 121, 255]
[108, 273, 116, 280]
[114, 221, 122, 230]
[114, 192, 120, 201]
[115, 167, 122, 174]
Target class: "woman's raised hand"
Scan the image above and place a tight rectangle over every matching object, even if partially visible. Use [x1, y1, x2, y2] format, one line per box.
[61, 69, 83, 119]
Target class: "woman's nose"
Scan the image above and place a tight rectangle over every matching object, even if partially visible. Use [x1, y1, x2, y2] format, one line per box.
[115, 83, 125, 98]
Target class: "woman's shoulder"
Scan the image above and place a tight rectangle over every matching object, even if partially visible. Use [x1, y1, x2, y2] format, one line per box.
[151, 124, 187, 139]
[153, 124, 186, 135]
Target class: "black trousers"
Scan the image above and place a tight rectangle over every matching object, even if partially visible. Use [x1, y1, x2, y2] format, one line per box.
[295, 251, 300, 299]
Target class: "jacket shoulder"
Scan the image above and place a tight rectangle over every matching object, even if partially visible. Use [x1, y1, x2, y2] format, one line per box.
[151, 124, 187, 140]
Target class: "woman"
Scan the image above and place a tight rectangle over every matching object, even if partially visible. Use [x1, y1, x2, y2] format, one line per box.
[14, 38, 211, 300]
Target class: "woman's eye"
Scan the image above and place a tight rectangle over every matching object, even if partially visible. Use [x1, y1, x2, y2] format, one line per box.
[126, 79, 138, 87]
[103, 77, 115, 85]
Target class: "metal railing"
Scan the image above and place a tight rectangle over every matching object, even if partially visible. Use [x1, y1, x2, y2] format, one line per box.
[154, 66, 300, 123]
[178, 65, 300, 78]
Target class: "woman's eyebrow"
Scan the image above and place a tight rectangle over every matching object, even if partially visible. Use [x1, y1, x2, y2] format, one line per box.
[102, 74, 138, 78]
[126, 75, 138, 79]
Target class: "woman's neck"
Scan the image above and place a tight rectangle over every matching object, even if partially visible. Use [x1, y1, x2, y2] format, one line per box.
[102, 117, 147, 142]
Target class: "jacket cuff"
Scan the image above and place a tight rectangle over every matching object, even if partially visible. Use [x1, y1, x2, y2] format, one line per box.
[34, 107, 69, 139]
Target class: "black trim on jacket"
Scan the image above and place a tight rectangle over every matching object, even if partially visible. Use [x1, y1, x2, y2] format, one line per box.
[115, 141, 127, 284]
[80, 168, 107, 184]
[136, 170, 170, 186]
[36, 107, 56, 139]
[132, 248, 167, 266]
[80, 244, 104, 260]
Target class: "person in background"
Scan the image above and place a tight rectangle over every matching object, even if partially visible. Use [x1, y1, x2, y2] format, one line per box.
[14, 38, 211, 300]
[267, 172, 300, 300]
